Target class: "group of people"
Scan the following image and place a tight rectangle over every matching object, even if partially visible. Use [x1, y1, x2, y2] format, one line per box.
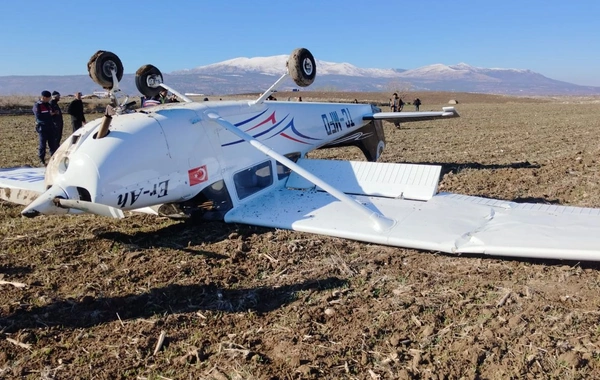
[389, 93, 423, 129]
[33, 90, 86, 165]
[389, 93, 422, 112]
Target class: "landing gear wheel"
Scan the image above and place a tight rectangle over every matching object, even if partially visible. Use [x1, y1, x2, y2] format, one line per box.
[135, 64, 163, 98]
[87, 51, 124, 90]
[288, 48, 316, 87]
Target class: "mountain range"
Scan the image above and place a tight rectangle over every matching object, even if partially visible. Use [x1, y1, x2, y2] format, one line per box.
[1, 55, 599, 97]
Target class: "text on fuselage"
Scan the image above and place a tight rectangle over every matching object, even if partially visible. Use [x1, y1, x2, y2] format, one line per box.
[117, 180, 169, 208]
[321, 107, 355, 135]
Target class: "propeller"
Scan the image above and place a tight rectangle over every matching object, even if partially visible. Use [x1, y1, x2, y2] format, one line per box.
[56, 199, 124, 219]
[22, 185, 124, 219]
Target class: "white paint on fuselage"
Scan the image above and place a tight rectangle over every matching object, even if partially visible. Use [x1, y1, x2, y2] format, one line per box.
[46, 100, 374, 212]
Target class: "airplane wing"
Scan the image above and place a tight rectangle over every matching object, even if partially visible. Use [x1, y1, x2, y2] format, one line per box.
[364, 107, 459, 122]
[224, 159, 600, 262]
[0, 167, 46, 206]
[0, 166, 159, 216]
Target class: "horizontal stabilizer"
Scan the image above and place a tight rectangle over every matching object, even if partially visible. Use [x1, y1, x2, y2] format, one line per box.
[364, 107, 459, 122]
[287, 159, 440, 201]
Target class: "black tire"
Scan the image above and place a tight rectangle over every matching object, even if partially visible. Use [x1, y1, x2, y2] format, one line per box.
[135, 64, 163, 98]
[287, 48, 316, 87]
[87, 51, 124, 89]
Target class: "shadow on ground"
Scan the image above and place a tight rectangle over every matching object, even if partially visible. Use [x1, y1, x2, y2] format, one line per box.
[0, 277, 347, 332]
[95, 221, 270, 257]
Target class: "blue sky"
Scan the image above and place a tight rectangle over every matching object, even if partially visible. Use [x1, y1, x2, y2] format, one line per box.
[1, 1, 599, 86]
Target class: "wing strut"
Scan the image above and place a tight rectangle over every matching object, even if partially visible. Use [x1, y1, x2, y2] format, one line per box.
[205, 112, 395, 232]
[251, 72, 290, 105]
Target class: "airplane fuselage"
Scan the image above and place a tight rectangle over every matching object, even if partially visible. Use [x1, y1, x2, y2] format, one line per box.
[43, 100, 375, 214]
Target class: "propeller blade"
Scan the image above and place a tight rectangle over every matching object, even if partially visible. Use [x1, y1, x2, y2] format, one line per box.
[57, 199, 125, 219]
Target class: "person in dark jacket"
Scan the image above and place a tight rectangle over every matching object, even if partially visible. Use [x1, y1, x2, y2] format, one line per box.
[33, 90, 59, 165]
[390, 93, 400, 112]
[67, 92, 86, 132]
[414, 98, 422, 111]
[50, 91, 63, 146]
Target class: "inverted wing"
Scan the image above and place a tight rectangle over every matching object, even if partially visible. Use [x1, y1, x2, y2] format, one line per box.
[0, 167, 46, 206]
[364, 107, 459, 122]
[225, 160, 600, 262]
[0, 167, 158, 217]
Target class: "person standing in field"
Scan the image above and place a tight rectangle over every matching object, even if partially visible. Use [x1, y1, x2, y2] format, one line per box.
[390, 93, 404, 111]
[50, 91, 63, 146]
[67, 92, 86, 132]
[390, 93, 405, 128]
[414, 98, 421, 111]
[390, 93, 400, 112]
[33, 90, 58, 166]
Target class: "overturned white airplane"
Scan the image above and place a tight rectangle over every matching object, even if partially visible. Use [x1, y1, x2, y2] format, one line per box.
[1, 48, 599, 262]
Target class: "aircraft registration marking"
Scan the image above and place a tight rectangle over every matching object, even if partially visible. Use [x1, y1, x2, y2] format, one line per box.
[116, 180, 170, 208]
[321, 107, 355, 136]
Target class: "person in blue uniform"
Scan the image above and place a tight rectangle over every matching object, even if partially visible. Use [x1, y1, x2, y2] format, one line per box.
[33, 90, 58, 166]
[50, 91, 63, 147]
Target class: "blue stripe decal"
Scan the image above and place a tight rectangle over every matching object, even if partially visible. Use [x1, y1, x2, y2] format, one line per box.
[234, 109, 268, 127]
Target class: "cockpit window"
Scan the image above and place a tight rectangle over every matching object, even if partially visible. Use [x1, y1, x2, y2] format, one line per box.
[234, 160, 273, 200]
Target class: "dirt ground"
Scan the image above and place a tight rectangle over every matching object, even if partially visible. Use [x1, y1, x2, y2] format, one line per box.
[2, 92, 600, 379]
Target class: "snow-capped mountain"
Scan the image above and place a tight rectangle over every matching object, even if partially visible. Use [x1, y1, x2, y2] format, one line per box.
[173, 55, 402, 78]
[1, 56, 599, 96]
[167, 56, 600, 95]
[398, 63, 501, 82]
[174, 55, 290, 76]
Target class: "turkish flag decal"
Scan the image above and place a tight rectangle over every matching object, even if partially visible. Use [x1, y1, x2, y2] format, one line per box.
[188, 165, 208, 186]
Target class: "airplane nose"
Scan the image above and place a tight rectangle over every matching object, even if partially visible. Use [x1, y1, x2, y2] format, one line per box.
[21, 185, 69, 218]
